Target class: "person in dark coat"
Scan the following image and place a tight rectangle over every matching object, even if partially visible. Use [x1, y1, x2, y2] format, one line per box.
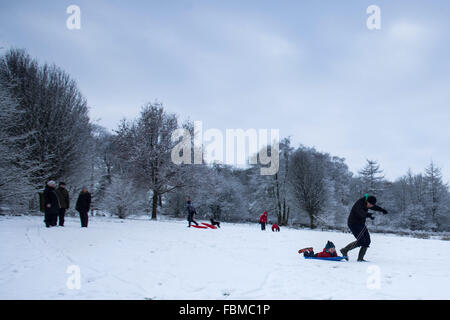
[56, 182, 70, 227]
[76, 187, 91, 228]
[340, 194, 388, 261]
[210, 218, 221, 228]
[43, 180, 60, 227]
[186, 197, 199, 227]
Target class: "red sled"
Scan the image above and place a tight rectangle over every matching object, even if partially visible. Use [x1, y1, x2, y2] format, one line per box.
[298, 247, 314, 254]
[201, 223, 217, 229]
[192, 225, 208, 229]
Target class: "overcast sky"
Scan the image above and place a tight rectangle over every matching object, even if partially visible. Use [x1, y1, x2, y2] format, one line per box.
[1, 0, 449, 181]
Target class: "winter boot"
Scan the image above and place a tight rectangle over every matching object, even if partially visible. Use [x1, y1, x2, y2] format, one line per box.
[357, 246, 368, 262]
[298, 247, 314, 254]
[340, 241, 358, 261]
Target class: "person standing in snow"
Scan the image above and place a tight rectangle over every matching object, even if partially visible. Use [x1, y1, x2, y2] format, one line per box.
[43, 180, 60, 228]
[259, 212, 268, 231]
[76, 187, 91, 228]
[56, 182, 70, 227]
[340, 194, 388, 261]
[186, 197, 199, 228]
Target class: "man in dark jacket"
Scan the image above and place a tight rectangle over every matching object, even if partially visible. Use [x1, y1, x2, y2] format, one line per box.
[340, 194, 388, 261]
[56, 182, 70, 227]
[76, 187, 91, 228]
[43, 180, 60, 227]
[186, 197, 199, 227]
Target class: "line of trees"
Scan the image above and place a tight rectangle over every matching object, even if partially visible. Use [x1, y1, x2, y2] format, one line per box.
[1, 48, 449, 232]
[0, 48, 92, 211]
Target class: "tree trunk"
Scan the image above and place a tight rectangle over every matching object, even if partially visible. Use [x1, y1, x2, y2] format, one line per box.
[275, 173, 282, 225]
[280, 199, 285, 225]
[151, 190, 158, 220]
[309, 213, 316, 229]
[280, 198, 289, 226]
[287, 207, 290, 225]
[118, 206, 125, 219]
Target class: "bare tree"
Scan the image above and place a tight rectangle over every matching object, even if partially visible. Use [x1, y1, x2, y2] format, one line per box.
[289, 147, 326, 229]
[273, 138, 292, 226]
[102, 175, 144, 219]
[114, 102, 186, 219]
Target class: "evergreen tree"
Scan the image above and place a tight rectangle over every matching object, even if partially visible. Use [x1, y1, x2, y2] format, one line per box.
[358, 159, 385, 196]
[424, 162, 447, 230]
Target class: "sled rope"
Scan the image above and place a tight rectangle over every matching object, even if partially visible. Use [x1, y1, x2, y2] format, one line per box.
[354, 224, 368, 245]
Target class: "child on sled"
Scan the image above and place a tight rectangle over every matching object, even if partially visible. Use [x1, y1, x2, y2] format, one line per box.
[299, 241, 338, 258]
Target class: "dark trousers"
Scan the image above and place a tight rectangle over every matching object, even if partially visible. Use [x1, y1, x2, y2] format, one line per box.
[187, 213, 198, 227]
[261, 222, 266, 230]
[304, 251, 318, 257]
[348, 223, 371, 248]
[58, 208, 66, 226]
[79, 211, 89, 227]
[44, 211, 57, 227]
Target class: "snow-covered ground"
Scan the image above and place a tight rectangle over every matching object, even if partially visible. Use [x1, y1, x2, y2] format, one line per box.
[1, 215, 449, 300]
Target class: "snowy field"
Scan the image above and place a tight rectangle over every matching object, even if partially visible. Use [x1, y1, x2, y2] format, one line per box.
[1, 215, 450, 300]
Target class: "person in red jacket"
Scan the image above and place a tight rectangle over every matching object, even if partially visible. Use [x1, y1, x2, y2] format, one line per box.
[272, 224, 280, 232]
[259, 212, 268, 231]
[303, 241, 338, 258]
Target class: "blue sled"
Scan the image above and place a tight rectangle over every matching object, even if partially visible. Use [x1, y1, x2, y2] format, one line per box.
[304, 256, 347, 261]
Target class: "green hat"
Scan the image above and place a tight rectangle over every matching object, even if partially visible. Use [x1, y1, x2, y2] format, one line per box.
[365, 194, 377, 205]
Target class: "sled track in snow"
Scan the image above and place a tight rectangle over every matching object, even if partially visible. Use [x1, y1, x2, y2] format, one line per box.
[24, 218, 150, 298]
[239, 268, 280, 298]
[4, 216, 450, 299]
